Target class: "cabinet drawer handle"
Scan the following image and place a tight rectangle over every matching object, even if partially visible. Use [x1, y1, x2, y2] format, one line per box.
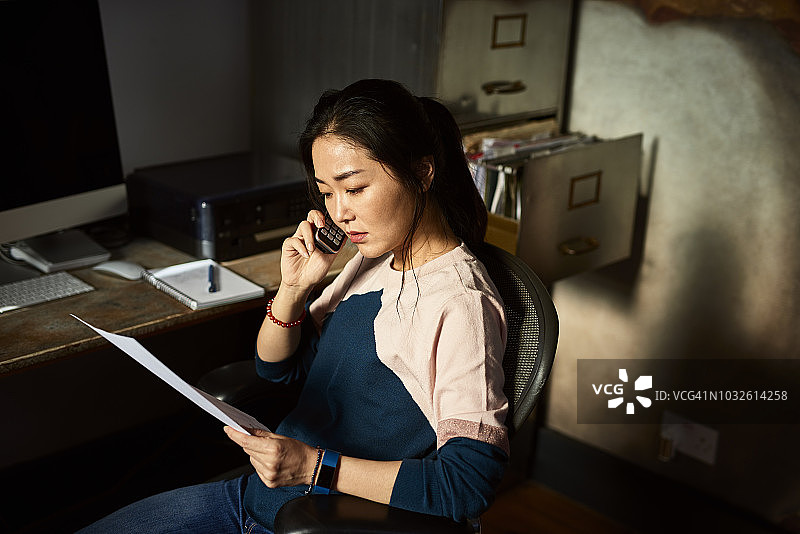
[559, 237, 599, 256]
[481, 80, 526, 95]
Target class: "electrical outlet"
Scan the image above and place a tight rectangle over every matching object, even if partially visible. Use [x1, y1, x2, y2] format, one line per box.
[660, 410, 719, 465]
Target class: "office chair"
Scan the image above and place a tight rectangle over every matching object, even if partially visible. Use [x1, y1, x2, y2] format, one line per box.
[199, 242, 558, 533]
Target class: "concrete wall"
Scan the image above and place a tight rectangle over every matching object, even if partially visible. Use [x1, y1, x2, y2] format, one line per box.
[545, 1, 800, 525]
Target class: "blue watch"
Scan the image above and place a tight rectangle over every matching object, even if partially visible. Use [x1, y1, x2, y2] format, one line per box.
[313, 449, 341, 494]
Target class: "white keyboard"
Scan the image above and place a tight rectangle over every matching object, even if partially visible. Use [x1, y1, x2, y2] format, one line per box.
[0, 271, 95, 312]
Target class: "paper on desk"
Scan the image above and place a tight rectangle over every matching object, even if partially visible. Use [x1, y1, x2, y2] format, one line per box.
[71, 315, 269, 436]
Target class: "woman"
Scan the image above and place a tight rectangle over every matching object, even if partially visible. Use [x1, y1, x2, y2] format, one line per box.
[79, 79, 508, 533]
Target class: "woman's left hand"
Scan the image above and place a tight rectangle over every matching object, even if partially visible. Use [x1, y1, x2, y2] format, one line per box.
[224, 427, 317, 488]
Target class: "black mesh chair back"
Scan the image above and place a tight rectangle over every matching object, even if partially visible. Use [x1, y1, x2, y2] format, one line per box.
[474, 243, 558, 436]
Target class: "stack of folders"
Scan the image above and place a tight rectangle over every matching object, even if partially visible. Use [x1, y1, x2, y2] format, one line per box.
[471, 134, 586, 220]
[143, 258, 264, 310]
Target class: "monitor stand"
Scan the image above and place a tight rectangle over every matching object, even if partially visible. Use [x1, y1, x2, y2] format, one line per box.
[9, 229, 110, 274]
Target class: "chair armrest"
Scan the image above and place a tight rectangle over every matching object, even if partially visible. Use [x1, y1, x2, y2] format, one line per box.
[197, 360, 301, 429]
[275, 494, 476, 534]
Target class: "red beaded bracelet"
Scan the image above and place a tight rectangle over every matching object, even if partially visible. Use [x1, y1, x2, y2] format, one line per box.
[266, 297, 306, 328]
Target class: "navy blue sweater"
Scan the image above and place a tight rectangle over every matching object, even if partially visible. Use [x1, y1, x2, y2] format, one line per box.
[244, 245, 509, 529]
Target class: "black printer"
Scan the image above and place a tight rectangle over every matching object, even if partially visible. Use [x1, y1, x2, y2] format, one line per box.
[126, 153, 311, 261]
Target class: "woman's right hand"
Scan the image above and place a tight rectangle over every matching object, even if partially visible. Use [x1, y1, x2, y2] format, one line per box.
[279, 210, 339, 294]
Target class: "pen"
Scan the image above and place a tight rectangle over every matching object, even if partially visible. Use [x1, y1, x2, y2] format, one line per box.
[208, 264, 218, 293]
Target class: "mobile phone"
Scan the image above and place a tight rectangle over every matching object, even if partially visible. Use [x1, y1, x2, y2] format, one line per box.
[314, 212, 346, 254]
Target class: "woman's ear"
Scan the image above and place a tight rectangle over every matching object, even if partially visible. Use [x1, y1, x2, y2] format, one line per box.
[417, 156, 435, 192]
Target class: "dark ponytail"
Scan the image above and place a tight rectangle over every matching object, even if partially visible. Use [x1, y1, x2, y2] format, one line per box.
[417, 96, 487, 248]
[299, 79, 487, 261]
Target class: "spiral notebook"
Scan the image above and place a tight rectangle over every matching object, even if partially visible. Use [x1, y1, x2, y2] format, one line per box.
[143, 259, 264, 310]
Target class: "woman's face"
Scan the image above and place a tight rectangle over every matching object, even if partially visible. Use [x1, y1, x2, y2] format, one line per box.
[312, 134, 418, 262]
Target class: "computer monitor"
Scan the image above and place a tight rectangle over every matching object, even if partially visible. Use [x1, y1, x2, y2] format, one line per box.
[0, 0, 125, 247]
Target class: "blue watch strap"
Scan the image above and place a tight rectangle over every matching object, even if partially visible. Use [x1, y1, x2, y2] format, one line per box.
[313, 449, 341, 495]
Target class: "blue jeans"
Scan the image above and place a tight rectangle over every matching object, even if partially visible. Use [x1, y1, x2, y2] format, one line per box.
[76, 475, 272, 534]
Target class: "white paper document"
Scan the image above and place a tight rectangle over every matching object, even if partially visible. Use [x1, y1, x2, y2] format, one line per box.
[72, 315, 269, 435]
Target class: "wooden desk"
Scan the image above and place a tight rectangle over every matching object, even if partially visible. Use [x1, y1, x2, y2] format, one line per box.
[0, 238, 356, 375]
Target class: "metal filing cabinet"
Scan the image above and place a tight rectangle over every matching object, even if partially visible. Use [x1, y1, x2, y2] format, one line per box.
[439, 0, 642, 284]
[437, 0, 573, 129]
[515, 134, 643, 284]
